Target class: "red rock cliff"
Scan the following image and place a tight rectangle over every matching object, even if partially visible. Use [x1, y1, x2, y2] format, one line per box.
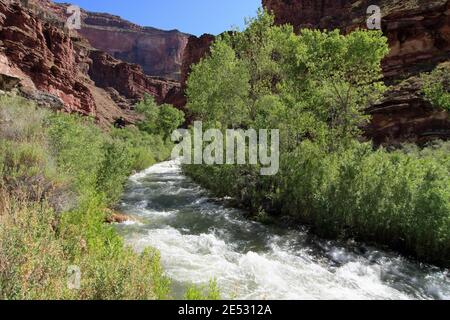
[79, 11, 189, 81]
[0, 0, 95, 115]
[180, 34, 215, 88]
[0, 0, 185, 124]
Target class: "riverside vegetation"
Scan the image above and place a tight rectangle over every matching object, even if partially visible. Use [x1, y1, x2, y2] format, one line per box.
[1, 8, 449, 300]
[0, 93, 220, 299]
[183, 11, 450, 267]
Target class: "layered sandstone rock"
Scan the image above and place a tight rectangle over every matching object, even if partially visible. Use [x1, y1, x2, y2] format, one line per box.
[79, 11, 189, 81]
[368, 74, 450, 144]
[0, 0, 185, 124]
[26, 0, 190, 80]
[180, 34, 215, 87]
[0, 0, 96, 115]
[88, 49, 182, 106]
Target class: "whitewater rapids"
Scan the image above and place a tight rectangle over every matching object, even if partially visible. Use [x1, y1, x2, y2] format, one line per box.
[116, 160, 450, 300]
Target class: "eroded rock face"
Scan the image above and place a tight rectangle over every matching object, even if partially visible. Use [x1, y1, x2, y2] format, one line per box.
[180, 34, 215, 87]
[0, 0, 185, 124]
[79, 11, 189, 81]
[89, 49, 182, 106]
[368, 75, 450, 144]
[0, 0, 96, 115]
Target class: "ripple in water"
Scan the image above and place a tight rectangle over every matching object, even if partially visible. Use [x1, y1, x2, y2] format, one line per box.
[116, 160, 450, 300]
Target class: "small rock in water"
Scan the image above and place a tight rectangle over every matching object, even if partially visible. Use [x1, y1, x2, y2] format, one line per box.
[105, 209, 137, 224]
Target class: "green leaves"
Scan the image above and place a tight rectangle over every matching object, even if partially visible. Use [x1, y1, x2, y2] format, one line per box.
[135, 95, 185, 138]
[187, 40, 250, 129]
[158, 104, 185, 138]
[290, 29, 388, 146]
[422, 62, 450, 112]
[186, 10, 389, 151]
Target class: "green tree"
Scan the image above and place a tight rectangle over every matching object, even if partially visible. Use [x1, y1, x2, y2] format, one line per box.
[135, 94, 160, 134]
[135, 94, 185, 138]
[187, 11, 389, 151]
[158, 104, 185, 138]
[422, 62, 450, 112]
[281, 29, 389, 147]
[186, 40, 251, 129]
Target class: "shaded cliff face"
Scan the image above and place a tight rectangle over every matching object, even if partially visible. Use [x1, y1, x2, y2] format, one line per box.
[79, 11, 189, 81]
[180, 34, 215, 88]
[88, 50, 182, 107]
[0, 0, 185, 124]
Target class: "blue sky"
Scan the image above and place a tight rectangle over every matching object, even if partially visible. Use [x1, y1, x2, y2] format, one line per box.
[55, 0, 261, 36]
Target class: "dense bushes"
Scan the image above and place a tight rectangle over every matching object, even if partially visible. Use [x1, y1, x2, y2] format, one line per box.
[422, 62, 450, 112]
[45, 112, 171, 205]
[135, 94, 185, 138]
[0, 94, 173, 299]
[0, 194, 170, 299]
[185, 141, 450, 266]
[183, 11, 450, 266]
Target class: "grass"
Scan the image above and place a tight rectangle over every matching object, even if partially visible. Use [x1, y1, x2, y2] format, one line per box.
[0, 93, 175, 300]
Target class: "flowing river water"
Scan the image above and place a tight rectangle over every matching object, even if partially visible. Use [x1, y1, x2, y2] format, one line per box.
[116, 160, 450, 300]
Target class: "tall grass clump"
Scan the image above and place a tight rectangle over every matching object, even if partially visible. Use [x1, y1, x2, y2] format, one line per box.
[0, 93, 173, 299]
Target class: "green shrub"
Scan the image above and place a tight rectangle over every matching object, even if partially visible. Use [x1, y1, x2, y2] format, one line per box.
[0, 192, 171, 300]
[0, 94, 176, 300]
[422, 62, 450, 112]
[111, 126, 172, 172]
[184, 141, 450, 266]
[184, 279, 221, 300]
[135, 95, 184, 138]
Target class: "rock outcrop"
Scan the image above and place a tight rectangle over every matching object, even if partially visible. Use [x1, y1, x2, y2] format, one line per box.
[79, 11, 189, 81]
[367, 74, 450, 145]
[0, 0, 185, 124]
[180, 34, 215, 87]
[88, 50, 182, 106]
[0, 0, 96, 115]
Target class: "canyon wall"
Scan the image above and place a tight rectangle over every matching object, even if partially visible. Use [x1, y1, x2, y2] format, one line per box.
[180, 34, 215, 88]
[79, 11, 189, 81]
[0, 0, 184, 125]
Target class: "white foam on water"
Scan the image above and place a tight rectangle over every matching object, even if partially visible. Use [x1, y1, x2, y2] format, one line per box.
[129, 159, 181, 183]
[128, 227, 414, 300]
[120, 220, 144, 226]
[121, 160, 450, 300]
